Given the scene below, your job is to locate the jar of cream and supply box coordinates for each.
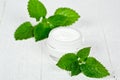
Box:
[42,27,83,62]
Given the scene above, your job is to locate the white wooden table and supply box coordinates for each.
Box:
[0,0,120,80]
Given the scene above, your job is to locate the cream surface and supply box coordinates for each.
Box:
[49,27,81,42]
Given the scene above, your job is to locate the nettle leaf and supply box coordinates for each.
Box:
[54,8,80,26]
[28,0,47,21]
[77,47,91,61]
[14,22,34,40]
[48,15,67,28]
[34,21,51,41]
[56,53,78,71]
[71,61,81,76]
[81,57,110,78]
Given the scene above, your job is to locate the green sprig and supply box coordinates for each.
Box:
[56,47,110,78]
[14,0,80,42]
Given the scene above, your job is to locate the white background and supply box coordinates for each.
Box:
[0,0,120,80]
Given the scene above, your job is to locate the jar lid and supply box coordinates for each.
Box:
[47,27,83,53]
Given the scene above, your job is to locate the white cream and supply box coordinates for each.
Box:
[50,28,80,42]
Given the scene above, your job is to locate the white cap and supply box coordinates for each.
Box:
[47,27,83,53]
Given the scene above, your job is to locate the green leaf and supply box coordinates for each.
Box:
[14,22,34,40]
[28,0,47,21]
[34,20,51,41]
[71,61,81,76]
[77,47,91,61]
[54,8,80,26]
[81,57,110,78]
[48,15,67,27]
[56,53,78,71]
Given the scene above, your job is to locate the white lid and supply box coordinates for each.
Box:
[47,27,83,53]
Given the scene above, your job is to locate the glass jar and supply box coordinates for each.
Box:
[42,27,83,63]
